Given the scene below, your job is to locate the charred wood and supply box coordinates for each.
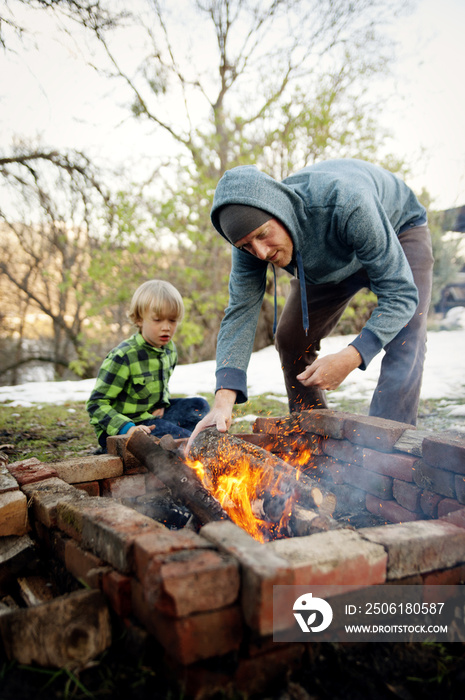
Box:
[126,430,230,525]
[190,428,337,516]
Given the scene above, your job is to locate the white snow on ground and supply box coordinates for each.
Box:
[1,323,464,422]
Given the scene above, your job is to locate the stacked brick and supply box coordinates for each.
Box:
[1,410,465,695]
[250,410,465,526]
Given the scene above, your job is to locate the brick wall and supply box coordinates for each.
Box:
[2,409,465,692]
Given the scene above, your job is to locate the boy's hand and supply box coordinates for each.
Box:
[152,408,165,417]
[126,425,154,438]
[185,389,237,454]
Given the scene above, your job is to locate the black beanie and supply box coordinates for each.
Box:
[218,204,272,245]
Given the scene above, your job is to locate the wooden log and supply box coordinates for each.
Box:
[0,535,38,592]
[190,428,337,516]
[0,589,112,669]
[126,430,230,525]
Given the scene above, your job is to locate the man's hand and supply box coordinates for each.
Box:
[296,346,362,390]
[186,389,237,453]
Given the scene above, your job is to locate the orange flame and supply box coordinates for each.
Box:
[186,448,294,543]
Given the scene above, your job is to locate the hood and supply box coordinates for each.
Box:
[211,165,307,251]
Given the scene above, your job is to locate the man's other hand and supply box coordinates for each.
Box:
[296,346,362,390]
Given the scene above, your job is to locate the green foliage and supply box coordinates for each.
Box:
[338,289,378,335]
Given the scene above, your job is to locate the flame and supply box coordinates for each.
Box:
[186,448,294,543]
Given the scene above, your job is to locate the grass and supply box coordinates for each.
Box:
[0,393,290,463]
[1,392,464,464]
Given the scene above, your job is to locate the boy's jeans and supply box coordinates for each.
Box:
[98,396,209,450]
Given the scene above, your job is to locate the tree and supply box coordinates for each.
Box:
[79,0,410,350]
[0,147,115,380]
[1,0,420,377]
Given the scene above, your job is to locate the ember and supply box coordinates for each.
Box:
[187,428,322,542]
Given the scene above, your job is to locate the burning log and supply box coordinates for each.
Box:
[126,430,230,525]
[189,428,336,517]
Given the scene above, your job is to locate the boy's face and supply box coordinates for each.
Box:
[137,310,178,348]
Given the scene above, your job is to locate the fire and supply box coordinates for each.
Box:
[186,450,294,543]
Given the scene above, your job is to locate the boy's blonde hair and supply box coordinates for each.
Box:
[128,280,184,326]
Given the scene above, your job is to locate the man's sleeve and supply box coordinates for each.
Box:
[343,194,419,366]
[215,247,268,403]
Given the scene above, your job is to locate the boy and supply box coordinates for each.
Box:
[87,279,209,452]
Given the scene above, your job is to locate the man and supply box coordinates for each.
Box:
[189,159,433,445]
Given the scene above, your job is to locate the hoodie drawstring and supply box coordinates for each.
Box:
[271,252,308,337]
[272,265,278,336]
[296,251,309,336]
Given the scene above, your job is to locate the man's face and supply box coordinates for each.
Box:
[234,218,293,268]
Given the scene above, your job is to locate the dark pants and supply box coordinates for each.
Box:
[275,225,434,425]
[98,397,210,450]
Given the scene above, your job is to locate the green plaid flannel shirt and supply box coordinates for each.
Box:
[87,332,177,439]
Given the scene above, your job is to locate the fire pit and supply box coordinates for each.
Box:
[2,409,465,696]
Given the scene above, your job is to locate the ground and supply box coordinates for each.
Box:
[0,396,464,699]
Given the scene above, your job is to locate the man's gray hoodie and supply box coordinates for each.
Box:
[210,159,427,403]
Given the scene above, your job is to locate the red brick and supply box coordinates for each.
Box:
[49,454,123,484]
[131,579,243,665]
[269,528,387,588]
[143,549,240,617]
[101,569,132,617]
[74,481,100,497]
[200,520,294,636]
[422,564,465,587]
[6,459,58,486]
[100,473,146,499]
[362,449,417,481]
[57,497,163,572]
[0,464,18,494]
[22,477,89,528]
[365,494,421,524]
[343,416,415,452]
[393,479,422,512]
[359,519,465,580]
[440,507,465,529]
[338,463,393,500]
[412,459,456,498]
[322,438,364,464]
[299,409,354,439]
[437,498,464,518]
[422,431,465,474]
[305,454,340,479]
[455,474,465,504]
[420,490,442,517]
[324,459,348,485]
[252,414,301,436]
[133,528,212,581]
[0,490,29,536]
[64,538,106,587]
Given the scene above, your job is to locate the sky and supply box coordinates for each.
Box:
[1,311,465,433]
[1,0,465,210]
